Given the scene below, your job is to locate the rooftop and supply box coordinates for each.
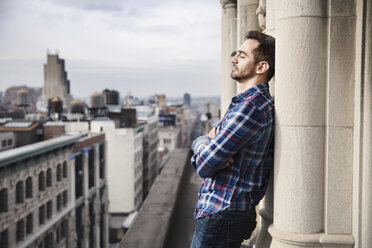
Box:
[0,134,80,168]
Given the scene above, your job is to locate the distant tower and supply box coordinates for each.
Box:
[183,92,191,107]
[42,52,73,111]
[157,94,166,108]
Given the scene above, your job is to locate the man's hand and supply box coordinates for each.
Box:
[208,126,218,139]
[221,158,234,169]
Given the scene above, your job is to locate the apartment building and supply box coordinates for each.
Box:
[135,105,159,198]
[70,133,108,248]
[90,120,144,214]
[0,133,108,248]
[0,132,15,151]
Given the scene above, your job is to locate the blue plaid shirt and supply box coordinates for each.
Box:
[191,82,274,219]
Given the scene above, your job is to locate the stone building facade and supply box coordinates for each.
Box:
[90,120,144,214]
[70,133,109,248]
[219,0,372,247]
[0,134,108,248]
[0,136,79,248]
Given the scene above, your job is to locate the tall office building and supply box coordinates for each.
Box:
[183,93,191,107]
[42,53,72,111]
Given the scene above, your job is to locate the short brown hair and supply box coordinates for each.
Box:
[246,31,275,81]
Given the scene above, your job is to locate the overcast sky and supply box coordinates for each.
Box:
[0,0,221,98]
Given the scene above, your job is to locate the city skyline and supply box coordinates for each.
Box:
[0,0,222,98]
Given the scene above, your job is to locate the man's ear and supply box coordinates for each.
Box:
[256,61,269,75]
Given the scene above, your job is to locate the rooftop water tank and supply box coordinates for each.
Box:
[70,99,86,114]
[90,92,104,109]
[16,88,29,107]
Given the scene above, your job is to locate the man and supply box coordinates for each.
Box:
[190,31,275,248]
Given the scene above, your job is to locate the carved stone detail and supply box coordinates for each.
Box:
[256,0,266,30]
[220,0,237,8]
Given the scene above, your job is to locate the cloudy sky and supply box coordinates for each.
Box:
[0,0,221,98]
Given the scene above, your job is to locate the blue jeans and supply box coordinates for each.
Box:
[190,209,257,248]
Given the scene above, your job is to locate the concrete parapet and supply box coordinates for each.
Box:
[119,149,191,248]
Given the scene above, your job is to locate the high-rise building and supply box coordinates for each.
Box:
[90,120,144,214]
[2,86,41,113]
[183,93,191,107]
[157,94,166,108]
[42,53,72,111]
[135,105,159,198]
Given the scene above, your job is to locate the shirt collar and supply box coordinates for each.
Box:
[232,82,269,103]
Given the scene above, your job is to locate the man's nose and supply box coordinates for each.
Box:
[231,54,238,64]
[230,51,237,64]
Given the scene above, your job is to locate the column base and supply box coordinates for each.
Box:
[268,225,354,248]
[255,208,273,248]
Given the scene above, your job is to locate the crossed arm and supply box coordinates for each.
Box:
[191,102,265,178]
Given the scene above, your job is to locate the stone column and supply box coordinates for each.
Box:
[236,0,260,93]
[269,0,356,247]
[269,0,327,246]
[220,0,237,116]
[361,1,372,247]
[237,0,260,44]
[255,1,275,247]
[323,1,355,245]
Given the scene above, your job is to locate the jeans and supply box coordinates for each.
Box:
[190,209,257,248]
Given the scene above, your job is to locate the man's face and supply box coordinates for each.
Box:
[230,39,259,82]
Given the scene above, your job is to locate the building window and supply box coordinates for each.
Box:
[39,205,45,225]
[0,229,8,248]
[39,171,45,191]
[57,163,62,181]
[16,181,24,204]
[0,188,7,212]
[16,219,24,242]
[63,190,68,207]
[75,154,83,199]
[2,140,6,147]
[7,139,12,146]
[47,201,52,219]
[46,168,52,187]
[75,204,84,248]
[88,149,95,189]
[44,233,53,248]
[26,177,32,198]
[57,194,62,212]
[99,144,105,179]
[61,220,68,239]
[62,161,68,178]
[56,226,61,243]
[26,213,33,235]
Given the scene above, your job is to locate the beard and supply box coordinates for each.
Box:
[230,71,241,81]
[230,67,254,82]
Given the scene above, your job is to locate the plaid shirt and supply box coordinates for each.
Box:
[191,82,274,219]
